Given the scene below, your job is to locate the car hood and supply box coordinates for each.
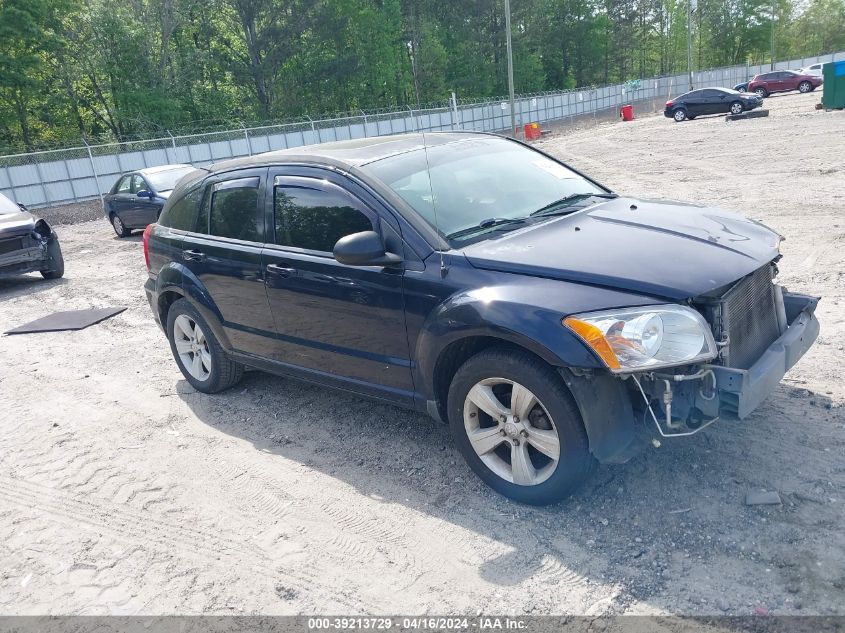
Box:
[157,190,173,199]
[461,197,781,301]
[0,211,36,237]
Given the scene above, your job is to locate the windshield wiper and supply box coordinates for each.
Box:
[530,192,618,217]
[447,216,530,239]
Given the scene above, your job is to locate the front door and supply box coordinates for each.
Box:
[261,172,414,400]
[177,168,276,357]
[128,174,160,228]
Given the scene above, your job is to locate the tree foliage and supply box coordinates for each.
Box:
[0,0,842,151]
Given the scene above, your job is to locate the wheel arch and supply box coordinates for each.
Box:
[430,336,641,464]
[154,263,232,351]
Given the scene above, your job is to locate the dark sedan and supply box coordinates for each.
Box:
[143,132,818,505]
[664,87,762,122]
[747,70,823,97]
[0,192,64,279]
[105,164,195,237]
[734,82,749,92]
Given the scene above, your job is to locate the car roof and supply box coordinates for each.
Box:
[137,164,193,176]
[205,132,492,175]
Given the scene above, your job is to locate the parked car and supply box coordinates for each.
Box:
[664,87,763,122]
[798,63,825,78]
[733,82,749,92]
[105,164,195,237]
[143,133,819,505]
[747,70,823,97]
[0,192,64,279]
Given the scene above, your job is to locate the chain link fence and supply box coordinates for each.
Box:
[1,52,842,210]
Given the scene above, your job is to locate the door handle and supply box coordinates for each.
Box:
[182,249,206,262]
[266,264,297,278]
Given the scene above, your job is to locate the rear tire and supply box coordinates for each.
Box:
[447,347,594,505]
[111,213,131,238]
[40,238,64,279]
[798,81,812,93]
[166,298,244,393]
[730,101,744,115]
[673,108,687,122]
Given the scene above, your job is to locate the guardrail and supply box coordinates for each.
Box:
[1,52,842,209]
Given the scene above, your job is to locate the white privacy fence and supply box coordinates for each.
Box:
[2,51,843,209]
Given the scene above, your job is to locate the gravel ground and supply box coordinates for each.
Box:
[1,91,843,616]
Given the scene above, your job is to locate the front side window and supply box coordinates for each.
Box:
[209,177,262,242]
[362,136,604,240]
[274,185,373,253]
[159,186,203,231]
[131,175,147,193]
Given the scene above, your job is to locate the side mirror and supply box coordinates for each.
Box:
[333,231,402,267]
[136,190,153,199]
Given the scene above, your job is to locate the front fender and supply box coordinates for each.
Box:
[154,263,232,351]
[414,285,607,400]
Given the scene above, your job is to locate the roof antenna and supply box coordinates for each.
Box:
[410,104,447,276]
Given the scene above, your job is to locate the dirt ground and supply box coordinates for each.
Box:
[1,91,843,617]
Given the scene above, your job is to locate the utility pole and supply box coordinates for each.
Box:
[504,0,517,137]
[770,1,776,70]
[687,0,694,91]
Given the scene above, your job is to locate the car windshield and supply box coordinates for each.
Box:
[145,166,195,192]
[721,88,741,95]
[0,193,21,215]
[362,137,605,242]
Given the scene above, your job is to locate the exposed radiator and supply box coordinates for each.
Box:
[696,264,782,370]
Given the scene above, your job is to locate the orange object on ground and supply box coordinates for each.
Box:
[620,104,634,121]
[523,122,542,140]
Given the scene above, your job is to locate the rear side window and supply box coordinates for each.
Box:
[209,177,262,242]
[115,176,131,194]
[274,186,373,253]
[159,186,203,231]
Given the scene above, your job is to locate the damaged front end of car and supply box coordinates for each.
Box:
[0,217,63,277]
[565,262,819,441]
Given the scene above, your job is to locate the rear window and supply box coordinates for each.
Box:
[159,186,203,231]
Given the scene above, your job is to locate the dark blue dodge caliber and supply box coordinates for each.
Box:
[143,133,819,504]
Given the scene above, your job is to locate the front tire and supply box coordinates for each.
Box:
[798,81,812,93]
[40,238,64,279]
[673,108,687,122]
[111,213,131,238]
[730,101,744,115]
[755,87,768,98]
[447,347,594,505]
[166,298,244,393]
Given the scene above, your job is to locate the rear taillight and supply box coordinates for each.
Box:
[143,223,154,270]
[665,101,673,107]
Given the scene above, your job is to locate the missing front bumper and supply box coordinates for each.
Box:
[632,291,819,434]
[709,292,819,418]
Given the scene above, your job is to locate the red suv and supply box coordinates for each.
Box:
[747,70,822,97]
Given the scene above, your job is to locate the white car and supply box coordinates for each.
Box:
[799,63,825,78]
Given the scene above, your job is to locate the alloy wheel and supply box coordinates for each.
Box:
[730,102,743,115]
[799,81,811,93]
[173,314,212,381]
[673,110,686,122]
[112,215,125,235]
[463,378,560,486]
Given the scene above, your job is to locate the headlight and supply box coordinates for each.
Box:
[563,305,717,372]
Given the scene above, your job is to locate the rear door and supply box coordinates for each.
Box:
[683,90,707,116]
[109,175,133,220]
[177,168,276,357]
[700,89,725,114]
[261,169,414,399]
